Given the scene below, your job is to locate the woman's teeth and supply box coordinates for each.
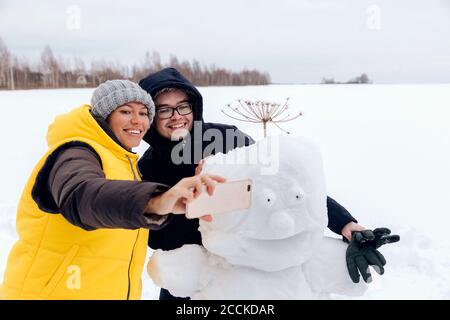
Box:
[125,129,141,135]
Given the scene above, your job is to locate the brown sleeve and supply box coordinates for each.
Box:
[48,146,171,231]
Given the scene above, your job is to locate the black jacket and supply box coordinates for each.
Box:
[138,67,356,250]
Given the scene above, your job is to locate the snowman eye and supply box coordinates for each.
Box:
[290,186,305,203]
[295,194,304,201]
[260,188,276,208]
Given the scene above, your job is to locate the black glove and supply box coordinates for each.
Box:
[345,228,400,283]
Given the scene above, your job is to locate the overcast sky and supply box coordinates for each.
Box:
[1,0,449,83]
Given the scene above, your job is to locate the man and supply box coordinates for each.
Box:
[138,68,386,299]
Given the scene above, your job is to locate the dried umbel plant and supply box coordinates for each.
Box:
[222,98,303,137]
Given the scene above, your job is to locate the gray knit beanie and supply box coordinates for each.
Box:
[91,80,155,123]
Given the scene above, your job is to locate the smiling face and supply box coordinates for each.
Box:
[106,102,150,150]
[154,89,194,139]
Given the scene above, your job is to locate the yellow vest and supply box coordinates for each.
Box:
[0,105,149,299]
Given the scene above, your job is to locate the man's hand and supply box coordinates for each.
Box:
[346,228,400,283]
[341,221,366,242]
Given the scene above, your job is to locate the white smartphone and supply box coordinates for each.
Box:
[185,179,252,219]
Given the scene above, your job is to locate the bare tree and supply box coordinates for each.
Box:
[0,37,13,89]
[41,45,60,88]
[168,54,180,68]
[358,73,370,84]
[191,59,203,85]
[73,57,87,87]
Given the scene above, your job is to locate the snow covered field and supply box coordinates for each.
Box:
[1,84,449,299]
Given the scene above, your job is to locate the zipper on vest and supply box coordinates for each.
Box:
[125,154,139,300]
[126,155,138,181]
[127,229,140,300]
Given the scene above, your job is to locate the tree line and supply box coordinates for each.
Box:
[0,38,271,90]
[321,73,372,84]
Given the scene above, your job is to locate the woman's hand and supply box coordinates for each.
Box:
[194,158,215,222]
[199,215,213,222]
[195,157,211,176]
[146,174,226,215]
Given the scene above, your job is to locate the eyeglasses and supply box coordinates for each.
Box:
[155,102,193,119]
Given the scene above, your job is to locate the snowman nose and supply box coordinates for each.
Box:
[269,211,296,238]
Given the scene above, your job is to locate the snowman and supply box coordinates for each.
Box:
[147,136,367,299]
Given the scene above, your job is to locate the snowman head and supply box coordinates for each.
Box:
[198,136,328,271]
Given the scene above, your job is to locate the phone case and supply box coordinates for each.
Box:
[186,179,252,219]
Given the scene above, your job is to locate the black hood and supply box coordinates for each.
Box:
[139,68,203,148]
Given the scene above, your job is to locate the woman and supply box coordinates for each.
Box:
[0,80,223,300]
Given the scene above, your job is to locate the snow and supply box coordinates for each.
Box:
[1,84,450,299]
[149,136,368,299]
